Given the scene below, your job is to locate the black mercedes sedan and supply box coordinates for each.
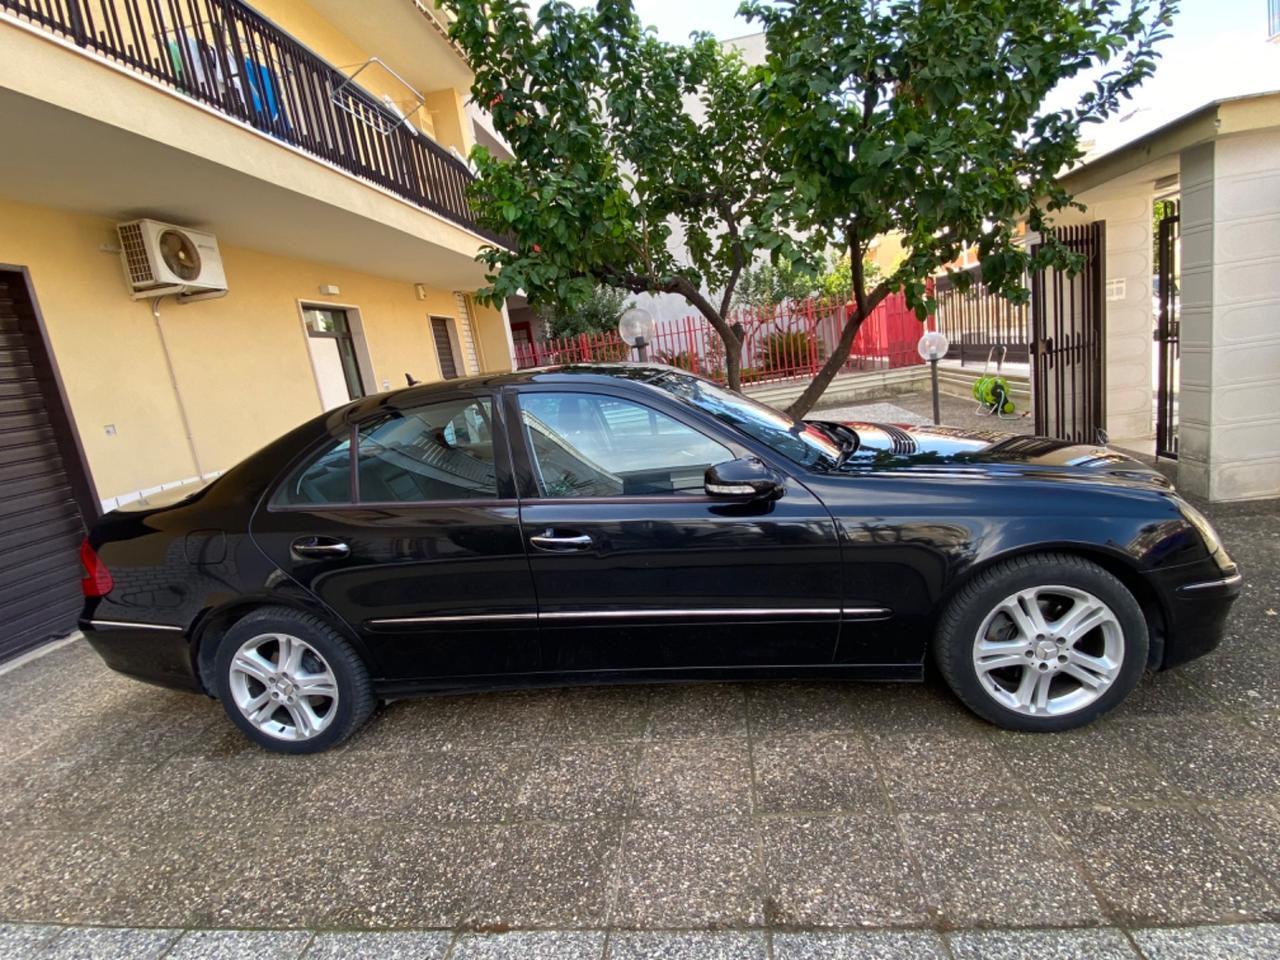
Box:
[79,365,1241,753]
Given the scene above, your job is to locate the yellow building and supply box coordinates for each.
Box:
[0,0,515,657]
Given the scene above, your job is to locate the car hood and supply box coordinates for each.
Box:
[826,420,1171,488]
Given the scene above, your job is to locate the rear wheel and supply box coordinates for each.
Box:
[935,554,1148,731]
[213,607,374,753]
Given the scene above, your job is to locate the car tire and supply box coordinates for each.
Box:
[213,606,375,754]
[934,553,1148,732]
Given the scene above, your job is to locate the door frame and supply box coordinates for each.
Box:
[0,264,100,521]
[430,314,464,380]
[296,301,378,406]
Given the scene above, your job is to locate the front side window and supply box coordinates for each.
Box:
[520,392,731,497]
[274,396,498,506]
[357,397,498,502]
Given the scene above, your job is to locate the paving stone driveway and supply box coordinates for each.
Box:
[1,497,1278,959]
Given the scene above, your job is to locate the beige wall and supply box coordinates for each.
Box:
[1059,184,1157,443]
[0,199,510,507]
[1179,130,1280,501]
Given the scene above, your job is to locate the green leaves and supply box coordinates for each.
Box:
[744,0,1178,311]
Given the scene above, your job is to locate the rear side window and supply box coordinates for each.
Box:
[273,397,498,506]
[274,437,353,506]
[357,397,497,502]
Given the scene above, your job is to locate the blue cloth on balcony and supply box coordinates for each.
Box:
[243,57,286,126]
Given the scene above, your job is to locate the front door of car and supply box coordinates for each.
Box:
[506,385,843,672]
[249,392,541,682]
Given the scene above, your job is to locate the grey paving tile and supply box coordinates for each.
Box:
[545,686,654,742]
[466,820,623,926]
[901,810,1104,927]
[613,816,763,927]
[845,679,991,736]
[947,927,1139,960]
[0,830,143,925]
[300,748,532,824]
[871,732,1024,812]
[1132,923,1280,960]
[345,691,559,752]
[771,930,948,960]
[0,759,164,831]
[516,743,639,821]
[745,683,861,737]
[646,684,749,740]
[631,739,752,818]
[1052,807,1280,925]
[319,825,495,929]
[990,727,1181,807]
[1107,718,1280,801]
[451,931,604,960]
[0,923,60,958]
[164,930,312,960]
[752,735,885,815]
[761,815,927,927]
[606,930,765,960]
[42,926,181,959]
[303,931,452,959]
[1202,800,1280,883]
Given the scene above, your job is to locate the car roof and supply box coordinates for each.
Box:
[343,363,685,418]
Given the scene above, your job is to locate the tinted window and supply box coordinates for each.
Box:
[274,436,353,506]
[357,397,498,502]
[520,392,730,497]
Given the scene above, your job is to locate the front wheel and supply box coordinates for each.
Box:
[213,606,375,753]
[935,554,1148,731]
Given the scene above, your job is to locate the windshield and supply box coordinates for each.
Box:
[644,369,842,469]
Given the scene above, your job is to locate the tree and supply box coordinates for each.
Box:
[733,259,816,309]
[816,249,881,303]
[442,0,808,391]
[540,285,633,338]
[743,0,1177,416]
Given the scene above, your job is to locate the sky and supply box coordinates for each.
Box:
[585,0,1280,155]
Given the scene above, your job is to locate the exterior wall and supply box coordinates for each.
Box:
[0,198,511,508]
[1057,185,1155,443]
[1179,130,1280,501]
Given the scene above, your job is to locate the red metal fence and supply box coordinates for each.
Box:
[513,293,928,385]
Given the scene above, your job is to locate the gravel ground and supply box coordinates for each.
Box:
[1,483,1277,958]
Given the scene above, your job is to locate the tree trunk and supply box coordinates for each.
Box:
[784,285,891,418]
[723,327,743,392]
[667,276,746,393]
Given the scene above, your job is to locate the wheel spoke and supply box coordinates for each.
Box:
[284,701,311,737]
[246,693,278,726]
[1033,671,1053,711]
[1054,600,1109,645]
[1012,667,1038,707]
[1064,649,1117,688]
[277,635,304,675]
[232,650,274,685]
[976,653,1028,672]
[294,670,337,699]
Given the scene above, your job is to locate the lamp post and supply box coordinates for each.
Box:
[618,306,656,362]
[916,330,950,425]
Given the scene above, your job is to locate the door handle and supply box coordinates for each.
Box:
[529,530,594,552]
[291,536,351,560]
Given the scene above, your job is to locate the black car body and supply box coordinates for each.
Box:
[79,365,1240,747]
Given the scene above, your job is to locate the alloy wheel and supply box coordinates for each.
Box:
[227,632,339,741]
[971,585,1124,717]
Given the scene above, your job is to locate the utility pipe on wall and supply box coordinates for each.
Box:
[151,297,205,480]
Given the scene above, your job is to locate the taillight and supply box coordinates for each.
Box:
[80,539,114,598]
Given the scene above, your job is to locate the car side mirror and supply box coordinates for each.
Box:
[705,458,784,501]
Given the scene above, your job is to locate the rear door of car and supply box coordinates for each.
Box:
[505,382,844,673]
[249,391,541,682]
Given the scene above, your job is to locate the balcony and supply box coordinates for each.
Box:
[0,0,506,245]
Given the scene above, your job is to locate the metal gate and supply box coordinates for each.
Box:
[1029,222,1106,443]
[1155,203,1180,459]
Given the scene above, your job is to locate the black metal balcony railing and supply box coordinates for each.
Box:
[1,0,508,245]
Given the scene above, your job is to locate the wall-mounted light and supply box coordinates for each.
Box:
[319,284,340,296]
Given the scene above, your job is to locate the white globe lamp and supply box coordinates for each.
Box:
[617,306,656,361]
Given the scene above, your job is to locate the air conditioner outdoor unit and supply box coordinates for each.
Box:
[116,219,227,298]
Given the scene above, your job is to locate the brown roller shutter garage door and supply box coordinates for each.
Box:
[0,269,93,662]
